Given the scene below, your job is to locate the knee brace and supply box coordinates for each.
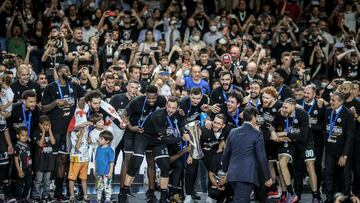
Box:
[127,154,144,177]
[156,157,170,177]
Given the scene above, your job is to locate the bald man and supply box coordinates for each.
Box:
[239,61,264,92]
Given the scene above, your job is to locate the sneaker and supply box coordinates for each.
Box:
[171,194,182,203]
[267,188,282,199]
[69,196,76,203]
[82,196,90,203]
[183,195,193,203]
[5,197,16,203]
[54,193,68,201]
[191,193,201,200]
[118,192,128,203]
[32,198,41,203]
[312,197,323,203]
[159,195,170,203]
[205,196,216,203]
[285,194,298,203]
[145,190,157,203]
[279,193,287,203]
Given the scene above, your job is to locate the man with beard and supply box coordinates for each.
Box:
[67,27,91,67]
[257,87,283,200]
[245,80,263,109]
[10,64,42,103]
[120,97,190,203]
[109,80,139,175]
[177,65,211,95]
[294,85,324,203]
[272,68,294,102]
[100,74,121,103]
[210,71,244,114]
[215,92,243,129]
[179,87,209,123]
[120,85,166,203]
[323,92,355,203]
[339,82,360,197]
[180,87,209,202]
[272,98,310,202]
[7,90,40,198]
[41,64,86,201]
[36,73,48,97]
[201,114,231,202]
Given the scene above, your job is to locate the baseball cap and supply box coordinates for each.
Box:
[222,53,232,64]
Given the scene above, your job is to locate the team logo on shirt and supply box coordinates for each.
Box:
[294,119,298,124]
[313,110,318,115]
[337,118,341,123]
[32,89,36,93]
[272,108,276,112]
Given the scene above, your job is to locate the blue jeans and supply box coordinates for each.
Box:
[32,171,52,199]
[0,37,6,52]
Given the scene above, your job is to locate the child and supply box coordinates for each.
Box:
[13,126,32,201]
[88,113,114,153]
[94,130,115,203]
[32,115,56,202]
[68,125,90,202]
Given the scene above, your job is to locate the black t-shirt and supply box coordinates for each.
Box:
[215,105,243,129]
[100,87,121,103]
[42,81,86,135]
[274,108,309,145]
[299,99,326,142]
[179,95,209,123]
[143,108,185,143]
[277,84,294,102]
[79,79,93,91]
[10,80,42,103]
[33,131,55,172]
[339,60,360,81]
[125,95,166,127]
[210,85,245,105]
[67,41,91,66]
[14,141,32,171]
[8,102,40,143]
[119,24,139,43]
[109,93,131,116]
[257,101,283,140]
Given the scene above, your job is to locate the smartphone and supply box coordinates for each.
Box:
[150,47,157,51]
[108,11,117,17]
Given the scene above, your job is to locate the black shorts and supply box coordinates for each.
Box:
[123,131,136,154]
[296,143,316,162]
[278,142,295,163]
[265,141,279,162]
[133,134,169,160]
[0,133,9,166]
[53,134,68,154]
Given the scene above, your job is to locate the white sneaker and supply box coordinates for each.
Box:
[184,195,194,203]
[206,196,216,203]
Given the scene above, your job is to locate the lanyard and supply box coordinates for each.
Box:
[302,99,315,114]
[285,111,296,132]
[22,104,32,138]
[228,108,240,127]
[167,115,184,154]
[248,98,261,109]
[166,115,180,137]
[222,85,233,102]
[56,80,71,99]
[138,98,155,128]
[278,84,284,96]
[328,107,343,140]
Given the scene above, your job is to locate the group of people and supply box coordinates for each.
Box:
[0,0,360,203]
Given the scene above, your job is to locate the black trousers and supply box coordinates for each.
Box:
[185,159,199,195]
[324,153,352,201]
[169,158,184,191]
[15,169,32,199]
[314,134,325,191]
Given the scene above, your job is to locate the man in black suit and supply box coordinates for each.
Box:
[221,107,272,202]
